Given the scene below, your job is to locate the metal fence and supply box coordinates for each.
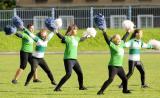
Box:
[0,6,160,30]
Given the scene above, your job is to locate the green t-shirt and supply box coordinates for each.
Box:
[20,32,33,53]
[64,36,80,59]
[109,41,125,67]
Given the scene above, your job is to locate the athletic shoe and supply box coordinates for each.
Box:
[118,84,123,88]
[33,79,42,83]
[97,90,104,95]
[123,90,131,94]
[51,81,57,85]
[79,86,87,90]
[54,88,62,92]
[12,80,18,84]
[141,84,149,88]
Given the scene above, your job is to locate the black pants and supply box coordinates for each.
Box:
[125,60,145,85]
[55,59,84,89]
[25,57,55,84]
[20,51,32,69]
[99,66,128,92]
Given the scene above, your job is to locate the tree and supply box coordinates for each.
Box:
[0,0,16,10]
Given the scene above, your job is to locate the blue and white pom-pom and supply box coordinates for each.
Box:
[12,16,24,29]
[148,39,160,50]
[94,13,106,30]
[83,27,97,38]
[4,25,17,35]
[122,20,134,31]
[45,17,63,31]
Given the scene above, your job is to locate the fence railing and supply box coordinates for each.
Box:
[0,6,160,30]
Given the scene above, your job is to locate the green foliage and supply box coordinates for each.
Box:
[0,0,16,10]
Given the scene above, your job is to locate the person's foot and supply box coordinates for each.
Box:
[33,79,42,83]
[118,84,123,88]
[123,90,131,94]
[51,81,57,85]
[141,84,149,88]
[97,90,104,95]
[79,86,87,90]
[54,88,62,92]
[24,82,29,86]
[12,80,18,84]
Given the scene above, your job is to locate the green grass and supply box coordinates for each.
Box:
[0,54,160,98]
[0,28,160,52]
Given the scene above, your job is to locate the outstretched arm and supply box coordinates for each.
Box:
[80,37,87,42]
[22,28,39,42]
[46,32,54,42]
[102,30,110,45]
[15,33,23,38]
[142,42,153,49]
[56,32,66,43]
[121,31,130,42]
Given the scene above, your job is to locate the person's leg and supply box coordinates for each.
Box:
[24,57,38,86]
[38,58,56,85]
[119,60,135,88]
[73,60,87,90]
[54,59,74,91]
[28,53,41,82]
[12,51,28,84]
[97,66,118,95]
[136,61,148,88]
[117,67,131,94]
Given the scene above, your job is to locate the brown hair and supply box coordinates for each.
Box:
[65,24,78,36]
[27,23,34,29]
[37,29,47,40]
[130,29,141,39]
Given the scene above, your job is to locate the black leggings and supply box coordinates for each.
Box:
[125,60,145,85]
[99,66,128,92]
[25,57,55,84]
[20,51,32,69]
[55,59,84,89]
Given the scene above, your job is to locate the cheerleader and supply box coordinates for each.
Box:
[54,24,88,91]
[119,29,153,88]
[12,24,40,84]
[97,29,131,95]
[22,28,56,86]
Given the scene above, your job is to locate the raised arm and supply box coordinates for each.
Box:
[22,28,39,42]
[15,33,23,38]
[46,32,54,42]
[121,31,130,42]
[102,30,110,45]
[142,42,153,49]
[56,32,66,43]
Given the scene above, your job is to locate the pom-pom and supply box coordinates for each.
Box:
[4,25,17,35]
[148,39,160,50]
[45,17,55,31]
[83,27,97,38]
[94,13,106,30]
[122,20,134,31]
[12,16,24,29]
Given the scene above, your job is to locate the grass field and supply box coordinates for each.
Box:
[0,28,160,52]
[0,53,160,98]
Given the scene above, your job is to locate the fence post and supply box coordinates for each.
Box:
[51,8,55,18]
[13,8,17,16]
[90,7,93,27]
[128,5,132,20]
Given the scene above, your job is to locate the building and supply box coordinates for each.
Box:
[16,0,160,7]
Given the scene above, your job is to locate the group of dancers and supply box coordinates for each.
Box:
[4,14,155,95]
